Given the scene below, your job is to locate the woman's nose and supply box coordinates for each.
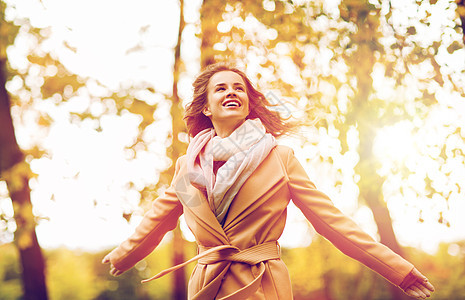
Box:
[226,88,237,97]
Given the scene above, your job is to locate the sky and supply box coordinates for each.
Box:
[2,0,465,255]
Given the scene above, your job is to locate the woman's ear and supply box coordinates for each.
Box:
[203,106,212,117]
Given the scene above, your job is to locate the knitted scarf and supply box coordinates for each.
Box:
[186,118,277,224]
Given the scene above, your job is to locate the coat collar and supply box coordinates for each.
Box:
[174,146,287,242]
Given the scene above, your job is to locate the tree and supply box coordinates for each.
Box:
[167,0,187,298]
[0,1,162,298]
[0,5,48,299]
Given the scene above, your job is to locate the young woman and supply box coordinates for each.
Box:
[103,63,435,299]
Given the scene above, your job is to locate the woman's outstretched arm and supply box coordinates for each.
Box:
[281,146,435,298]
[102,156,185,275]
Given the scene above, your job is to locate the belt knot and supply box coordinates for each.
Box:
[198,241,280,265]
[141,241,280,285]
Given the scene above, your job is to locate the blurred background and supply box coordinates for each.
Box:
[1,0,465,299]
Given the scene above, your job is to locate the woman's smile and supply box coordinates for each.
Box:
[222,99,241,108]
[203,70,250,137]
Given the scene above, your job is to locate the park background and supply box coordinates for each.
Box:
[1,0,465,299]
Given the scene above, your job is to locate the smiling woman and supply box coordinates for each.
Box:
[201,70,250,138]
[102,62,435,300]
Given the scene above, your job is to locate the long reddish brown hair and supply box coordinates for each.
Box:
[184,62,295,138]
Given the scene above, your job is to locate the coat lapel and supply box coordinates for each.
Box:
[173,165,229,244]
[222,147,287,230]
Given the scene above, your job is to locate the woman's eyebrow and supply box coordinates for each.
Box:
[214,82,245,87]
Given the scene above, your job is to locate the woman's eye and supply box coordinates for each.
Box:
[236,87,244,91]
[216,87,225,91]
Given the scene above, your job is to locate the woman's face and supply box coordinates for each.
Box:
[203,71,250,132]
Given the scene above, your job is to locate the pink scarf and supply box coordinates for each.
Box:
[186,118,277,224]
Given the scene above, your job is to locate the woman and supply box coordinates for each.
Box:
[103,63,435,299]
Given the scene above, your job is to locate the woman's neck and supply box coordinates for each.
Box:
[213,119,246,138]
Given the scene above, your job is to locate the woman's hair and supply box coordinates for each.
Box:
[184,62,296,138]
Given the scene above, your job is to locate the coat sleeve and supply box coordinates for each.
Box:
[282,146,414,287]
[108,156,185,273]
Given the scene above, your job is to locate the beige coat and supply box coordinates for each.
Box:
[108,145,414,299]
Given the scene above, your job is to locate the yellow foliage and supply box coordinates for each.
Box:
[457,5,465,17]
[38,114,53,127]
[1,241,464,300]
[46,249,105,300]
[283,236,391,299]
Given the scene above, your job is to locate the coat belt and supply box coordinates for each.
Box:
[141,241,281,300]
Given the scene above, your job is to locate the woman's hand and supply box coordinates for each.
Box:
[102,254,124,276]
[402,268,435,299]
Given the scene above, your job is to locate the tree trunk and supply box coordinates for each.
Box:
[172,221,186,300]
[357,124,409,300]
[364,189,404,256]
[363,186,409,300]
[0,61,22,171]
[170,1,187,299]
[341,2,411,296]
[5,177,48,300]
[0,60,48,300]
